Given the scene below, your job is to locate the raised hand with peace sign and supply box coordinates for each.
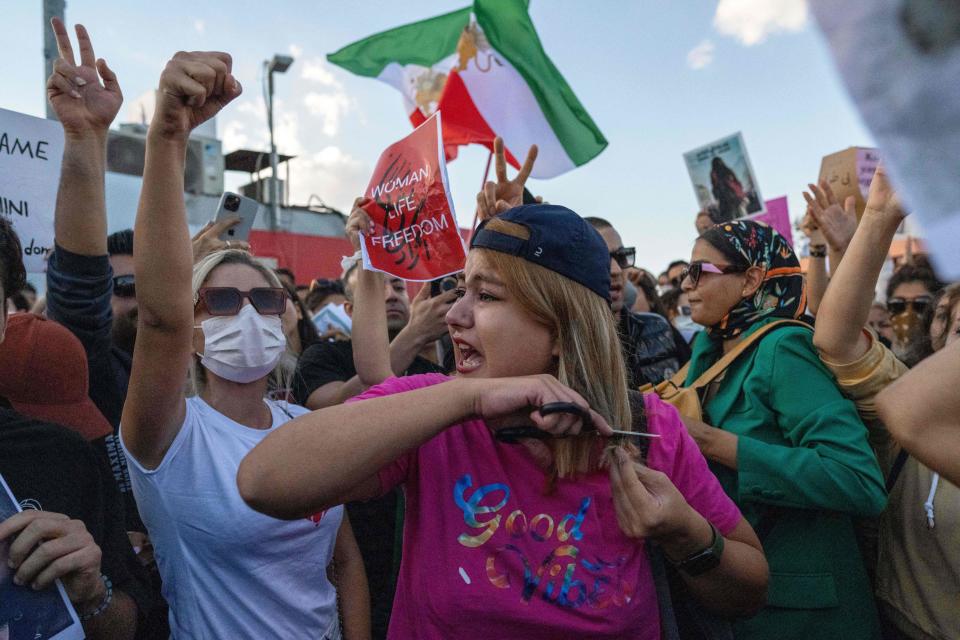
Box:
[475,137,540,222]
[47,18,122,139]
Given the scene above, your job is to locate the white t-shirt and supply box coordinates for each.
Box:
[121,396,343,640]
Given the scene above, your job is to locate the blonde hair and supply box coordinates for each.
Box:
[475,218,632,478]
[189,249,292,396]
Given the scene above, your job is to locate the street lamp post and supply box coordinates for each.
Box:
[265,54,293,230]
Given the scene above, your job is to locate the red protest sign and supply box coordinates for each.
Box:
[360,113,465,281]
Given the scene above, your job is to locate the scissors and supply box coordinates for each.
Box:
[494,402,661,444]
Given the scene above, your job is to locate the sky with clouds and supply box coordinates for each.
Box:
[4,0,875,275]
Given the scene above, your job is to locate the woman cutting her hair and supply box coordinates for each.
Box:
[678,219,886,639]
[239,202,768,639]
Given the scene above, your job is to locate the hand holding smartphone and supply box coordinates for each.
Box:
[214,192,261,242]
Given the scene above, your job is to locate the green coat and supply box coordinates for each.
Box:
[685,318,886,640]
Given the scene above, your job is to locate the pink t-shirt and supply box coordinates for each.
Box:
[351,374,742,640]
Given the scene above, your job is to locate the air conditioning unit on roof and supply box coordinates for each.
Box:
[106,127,224,196]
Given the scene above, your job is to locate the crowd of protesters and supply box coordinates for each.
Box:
[1,17,959,640]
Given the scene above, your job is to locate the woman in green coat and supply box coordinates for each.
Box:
[678,219,886,640]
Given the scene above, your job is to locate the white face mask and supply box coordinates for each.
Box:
[196,304,286,383]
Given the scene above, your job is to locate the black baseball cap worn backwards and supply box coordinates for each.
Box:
[470,204,611,303]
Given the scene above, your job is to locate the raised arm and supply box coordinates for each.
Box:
[813,166,905,364]
[302,200,454,407]
[803,180,858,277]
[475,137,538,222]
[799,206,829,316]
[345,199,395,386]
[878,338,960,486]
[47,19,122,256]
[121,52,241,468]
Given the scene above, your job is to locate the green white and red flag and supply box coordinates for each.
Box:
[327,0,607,179]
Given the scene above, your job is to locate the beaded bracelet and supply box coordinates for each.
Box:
[809,244,828,258]
[79,574,113,621]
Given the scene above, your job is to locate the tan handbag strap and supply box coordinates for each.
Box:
[685,319,810,391]
[664,362,690,388]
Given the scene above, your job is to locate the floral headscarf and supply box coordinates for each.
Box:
[704,219,806,340]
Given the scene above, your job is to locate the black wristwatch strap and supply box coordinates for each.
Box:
[672,521,724,577]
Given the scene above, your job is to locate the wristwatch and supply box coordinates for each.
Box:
[672,522,724,577]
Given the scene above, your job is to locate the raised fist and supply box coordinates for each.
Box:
[153,51,241,140]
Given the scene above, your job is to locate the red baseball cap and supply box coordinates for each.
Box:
[0,313,112,441]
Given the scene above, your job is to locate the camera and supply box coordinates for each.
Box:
[224,194,241,212]
[430,275,458,297]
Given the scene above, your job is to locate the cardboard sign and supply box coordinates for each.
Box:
[752,196,793,247]
[818,147,879,219]
[0,473,84,640]
[359,113,465,281]
[0,108,64,273]
[683,132,765,223]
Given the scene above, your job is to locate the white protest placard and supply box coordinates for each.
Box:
[0,108,63,273]
[0,473,84,640]
[810,1,960,278]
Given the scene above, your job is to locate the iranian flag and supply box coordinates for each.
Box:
[327,0,607,179]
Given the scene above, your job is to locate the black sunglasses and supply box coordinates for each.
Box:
[887,296,933,316]
[610,247,636,269]
[113,275,136,298]
[680,261,746,289]
[196,287,287,316]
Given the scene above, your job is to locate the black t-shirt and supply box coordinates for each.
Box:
[293,339,441,639]
[292,339,443,406]
[0,408,154,630]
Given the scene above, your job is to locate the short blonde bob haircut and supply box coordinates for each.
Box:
[473,217,632,478]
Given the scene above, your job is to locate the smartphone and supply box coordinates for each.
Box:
[430,275,459,297]
[214,192,261,242]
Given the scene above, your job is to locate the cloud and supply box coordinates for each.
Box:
[193,19,205,34]
[713,0,808,46]
[686,39,715,69]
[304,92,351,136]
[301,57,340,87]
[285,146,368,210]
[208,45,366,213]
[221,119,249,151]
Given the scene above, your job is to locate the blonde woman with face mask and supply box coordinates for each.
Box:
[119,51,368,639]
[239,203,769,639]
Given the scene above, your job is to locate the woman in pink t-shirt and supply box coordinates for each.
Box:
[240,201,768,639]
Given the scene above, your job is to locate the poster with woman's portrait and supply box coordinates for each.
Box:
[683,132,765,223]
[0,474,83,640]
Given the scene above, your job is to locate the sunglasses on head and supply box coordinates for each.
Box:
[886,296,933,316]
[113,275,136,298]
[680,261,746,288]
[610,247,636,269]
[195,287,287,316]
